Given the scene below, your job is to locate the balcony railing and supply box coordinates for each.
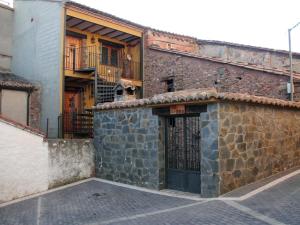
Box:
[64,46,141,80]
[65,46,97,72]
[62,112,93,138]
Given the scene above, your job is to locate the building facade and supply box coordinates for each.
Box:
[143,29,300,99]
[12,0,143,138]
[93,89,300,197]
[1,0,300,197]
[0,2,40,128]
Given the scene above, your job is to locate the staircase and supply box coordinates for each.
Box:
[96,75,117,104]
[96,79,115,103]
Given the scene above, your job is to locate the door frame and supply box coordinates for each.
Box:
[164,114,201,193]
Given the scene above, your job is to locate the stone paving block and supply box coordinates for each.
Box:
[241,174,300,225]
[109,201,269,225]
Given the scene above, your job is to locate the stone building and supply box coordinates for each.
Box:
[143,29,300,100]
[93,89,300,197]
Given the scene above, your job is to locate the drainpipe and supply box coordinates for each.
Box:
[61,3,67,138]
[26,90,31,126]
[289,29,294,101]
[140,33,145,98]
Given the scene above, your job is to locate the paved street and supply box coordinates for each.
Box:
[0,172,299,225]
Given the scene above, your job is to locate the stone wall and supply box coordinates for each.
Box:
[218,102,300,194]
[143,48,288,100]
[48,139,95,188]
[200,104,220,197]
[94,108,162,189]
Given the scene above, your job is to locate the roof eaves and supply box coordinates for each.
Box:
[65,1,145,31]
[93,89,300,111]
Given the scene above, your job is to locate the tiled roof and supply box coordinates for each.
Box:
[94,88,300,110]
[0,72,34,90]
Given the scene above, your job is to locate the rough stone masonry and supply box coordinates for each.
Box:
[93,89,300,197]
[93,108,163,189]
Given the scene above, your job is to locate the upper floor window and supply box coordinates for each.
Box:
[100,40,124,67]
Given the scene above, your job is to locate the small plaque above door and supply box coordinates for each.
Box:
[170,104,186,115]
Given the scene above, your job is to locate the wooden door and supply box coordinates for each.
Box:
[65,36,82,70]
[64,91,82,113]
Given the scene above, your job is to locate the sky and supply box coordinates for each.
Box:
[5,0,300,52]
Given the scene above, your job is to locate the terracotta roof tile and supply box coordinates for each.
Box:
[94,88,300,110]
[0,72,34,90]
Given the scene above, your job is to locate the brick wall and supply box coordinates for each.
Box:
[143,48,289,100]
[145,30,198,54]
[29,86,41,129]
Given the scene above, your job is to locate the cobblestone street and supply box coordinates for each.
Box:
[0,172,299,225]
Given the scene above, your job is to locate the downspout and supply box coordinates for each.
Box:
[140,32,145,98]
[61,2,67,138]
[26,90,31,126]
[94,52,98,106]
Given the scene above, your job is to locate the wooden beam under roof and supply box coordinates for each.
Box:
[66,8,142,37]
[116,33,132,41]
[123,36,139,43]
[67,17,82,27]
[81,23,96,31]
[106,30,123,38]
[98,27,114,35]
[76,21,93,30]
[69,20,85,28]
[87,24,104,32]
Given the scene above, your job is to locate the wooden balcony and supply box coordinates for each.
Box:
[64,46,141,81]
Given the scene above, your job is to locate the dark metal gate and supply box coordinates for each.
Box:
[165,116,201,193]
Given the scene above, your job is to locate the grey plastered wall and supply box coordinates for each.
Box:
[200,103,220,197]
[94,108,161,189]
[12,0,64,137]
[48,139,95,189]
[0,3,13,71]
